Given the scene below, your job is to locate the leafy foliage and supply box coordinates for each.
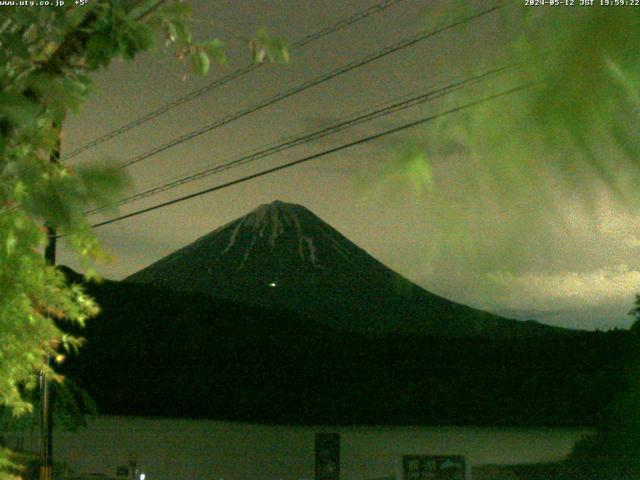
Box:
[251,28,290,64]
[391,7,640,474]
[0,378,97,439]
[423,8,640,475]
[0,2,289,479]
[559,298,640,479]
[392,5,640,265]
[435,5,639,195]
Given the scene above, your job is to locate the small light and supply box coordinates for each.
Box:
[140,474,145,480]
[268,282,277,287]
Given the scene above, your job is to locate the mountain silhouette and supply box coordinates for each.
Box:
[59,267,629,426]
[126,200,568,336]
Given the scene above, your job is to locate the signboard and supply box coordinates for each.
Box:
[402,455,467,480]
[315,433,340,480]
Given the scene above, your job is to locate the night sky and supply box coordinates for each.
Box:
[59,0,639,330]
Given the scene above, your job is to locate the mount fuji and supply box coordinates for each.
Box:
[126,200,565,336]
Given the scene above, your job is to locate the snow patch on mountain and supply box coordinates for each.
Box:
[268,206,284,248]
[237,233,258,271]
[222,215,246,254]
[302,236,318,265]
[217,200,325,266]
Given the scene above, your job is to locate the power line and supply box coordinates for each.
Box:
[87,66,512,215]
[61,0,407,161]
[90,83,531,231]
[95,67,510,211]
[116,4,504,170]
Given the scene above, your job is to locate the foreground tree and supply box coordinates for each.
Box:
[0,3,287,478]
[561,297,640,479]
[395,5,640,258]
[398,5,640,477]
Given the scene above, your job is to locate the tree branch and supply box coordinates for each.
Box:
[134,0,169,22]
[40,12,98,75]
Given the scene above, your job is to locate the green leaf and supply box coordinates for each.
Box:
[192,49,210,75]
[5,231,17,256]
[0,93,41,129]
[118,21,153,59]
[13,180,27,201]
[169,20,192,44]
[65,6,91,29]
[1,31,29,59]
[202,39,226,65]
[380,143,433,195]
[22,24,38,44]
[75,163,131,213]
[266,37,290,64]
[252,42,266,64]
[85,33,115,69]
[252,28,290,64]
[167,21,178,43]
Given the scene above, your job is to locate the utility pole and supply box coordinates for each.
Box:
[38,358,52,480]
[40,132,60,480]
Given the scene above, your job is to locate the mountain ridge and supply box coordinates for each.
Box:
[126,200,573,337]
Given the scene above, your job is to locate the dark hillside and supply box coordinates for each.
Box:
[60,269,630,426]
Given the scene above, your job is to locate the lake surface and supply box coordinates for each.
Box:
[16,416,591,480]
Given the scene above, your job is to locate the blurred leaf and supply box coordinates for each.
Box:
[201,39,226,65]
[192,48,210,75]
[252,41,266,64]
[22,24,38,44]
[0,93,41,129]
[75,163,131,213]
[85,33,115,69]
[169,20,191,44]
[367,139,434,199]
[404,150,433,195]
[119,20,154,59]
[252,28,290,64]
[65,6,91,29]
[5,231,16,256]
[167,21,178,43]
[1,31,29,58]
[26,73,91,119]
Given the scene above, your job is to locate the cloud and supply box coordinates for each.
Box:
[398,183,640,330]
[485,265,640,307]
